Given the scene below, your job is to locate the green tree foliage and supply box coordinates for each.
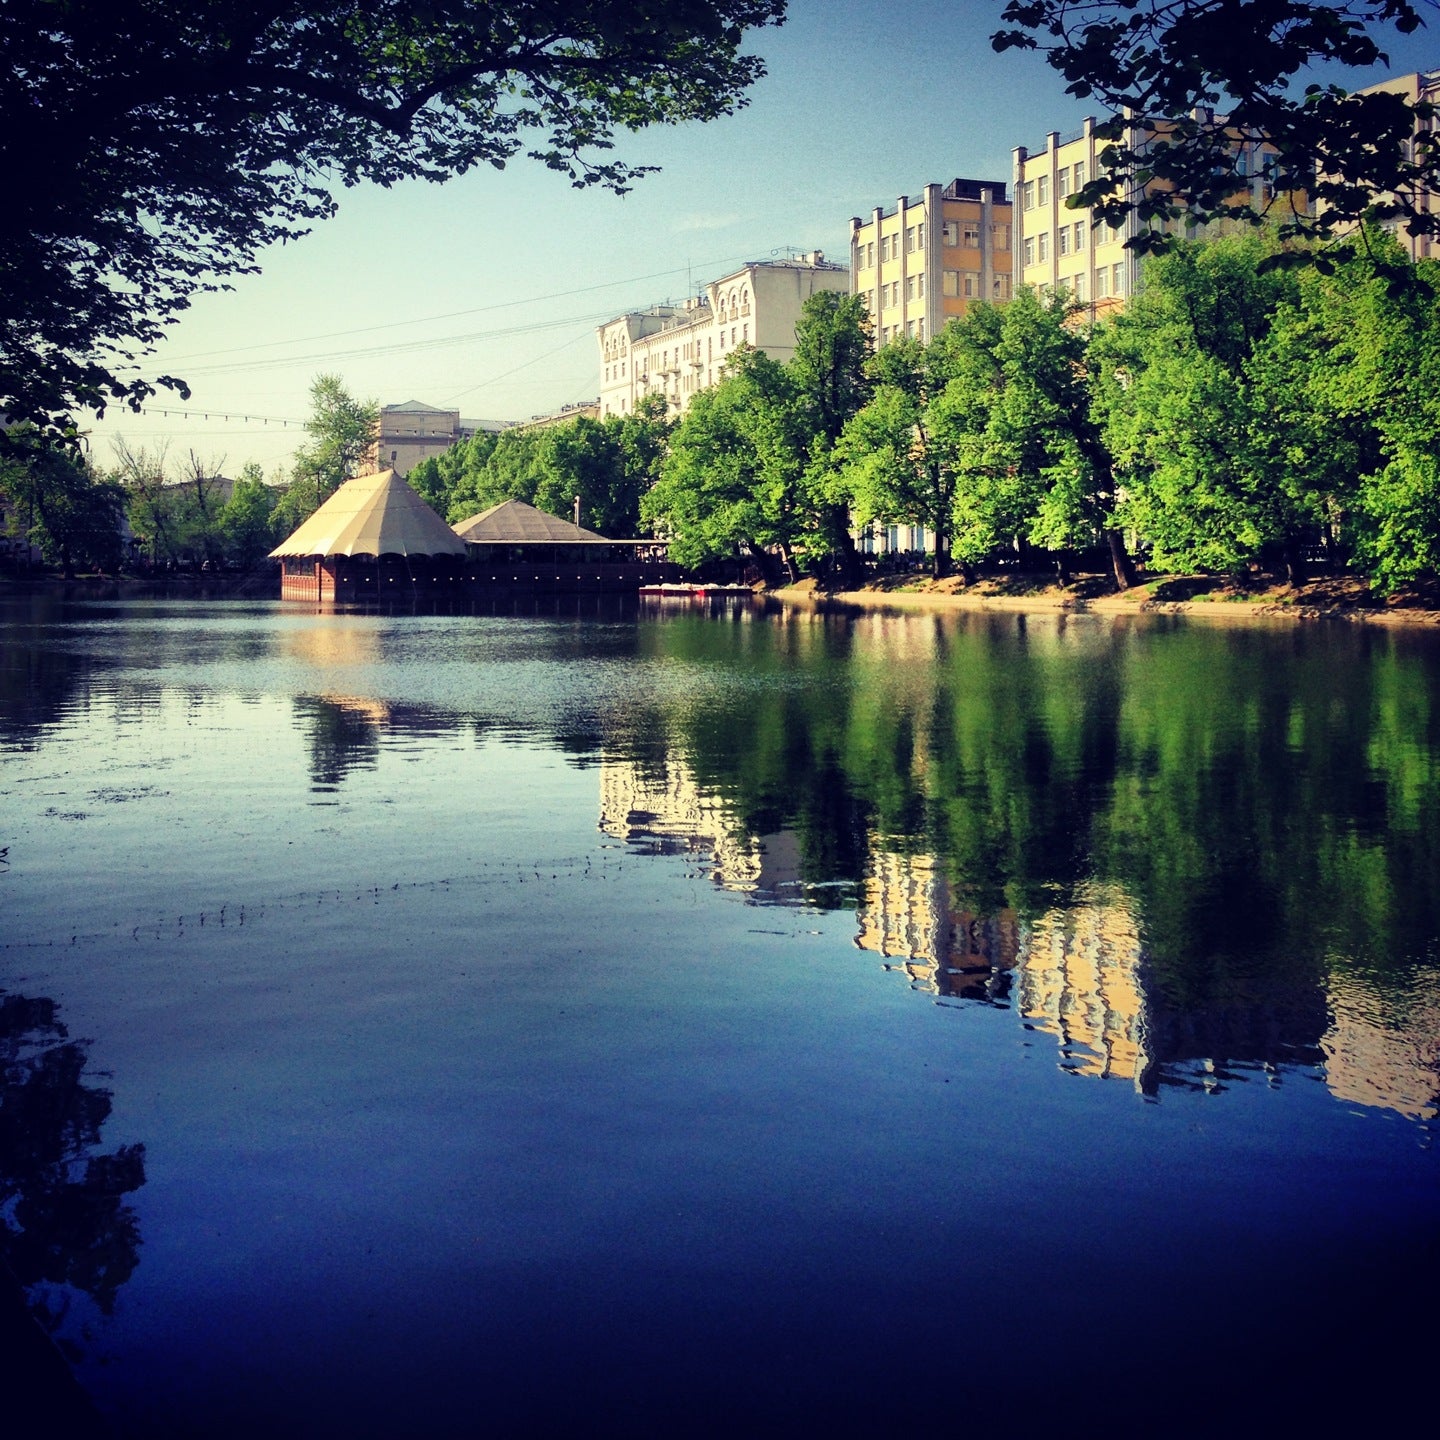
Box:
[834,336,966,577]
[1274,240,1440,588]
[642,349,810,583]
[992,1,1437,255]
[272,375,378,535]
[0,1,787,437]
[219,462,280,568]
[1095,235,1315,576]
[445,430,542,522]
[0,429,125,576]
[787,292,874,578]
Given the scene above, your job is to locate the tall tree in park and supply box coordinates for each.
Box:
[642,349,811,585]
[219,462,280,569]
[442,430,542,522]
[958,288,1134,586]
[992,1,1437,255]
[1093,235,1312,578]
[788,292,874,583]
[0,430,126,576]
[0,1,787,437]
[1272,239,1440,589]
[273,376,379,534]
[833,336,965,578]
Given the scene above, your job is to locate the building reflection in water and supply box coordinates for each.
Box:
[1323,967,1440,1123]
[599,751,806,902]
[599,748,1439,1124]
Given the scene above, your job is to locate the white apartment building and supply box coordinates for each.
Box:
[596,255,850,419]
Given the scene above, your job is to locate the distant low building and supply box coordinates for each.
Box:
[369,400,471,477]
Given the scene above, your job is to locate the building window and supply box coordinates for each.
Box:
[905,225,917,253]
[1023,180,1035,209]
[867,241,875,268]
[906,274,917,301]
[1073,273,1086,301]
[1024,236,1035,266]
[1096,269,1109,298]
[917,271,925,298]
[917,318,925,341]
[1058,228,1070,256]
[916,221,925,248]
[942,269,960,297]
[1074,222,1086,251]
[1037,174,1049,205]
[963,273,977,298]
[1038,232,1049,261]
[943,219,959,245]
[1057,166,1070,198]
[1112,262,1124,295]
[1073,160,1086,189]
[993,273,1011,299]
[991,222,1010,250]
[963,222,980,246]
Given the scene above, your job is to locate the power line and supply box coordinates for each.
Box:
[155,250,759,366]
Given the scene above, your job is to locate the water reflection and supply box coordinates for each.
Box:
[0,990,146,1345]
[604,607,1440,1122]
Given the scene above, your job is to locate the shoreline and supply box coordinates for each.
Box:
[771,576,1440,629]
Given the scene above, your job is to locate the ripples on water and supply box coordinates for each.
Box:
[1,596,1438,1434]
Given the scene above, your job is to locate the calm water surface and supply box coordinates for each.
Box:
[2,595,1438,1434]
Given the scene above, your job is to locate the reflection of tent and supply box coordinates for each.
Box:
[270,470,465,601]
[271,470,466,559]
[452,498,606,545]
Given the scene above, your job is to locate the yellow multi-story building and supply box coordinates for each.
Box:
[1336,68,1439,261]
[849,177,1013,347]
[1014,113,1300,316]
[1013,117,1141,316]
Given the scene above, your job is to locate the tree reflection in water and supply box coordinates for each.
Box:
[0,990,145,1349]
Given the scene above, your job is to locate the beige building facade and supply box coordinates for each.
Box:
[1015,114,1307,316]
[1014,118,1140,315]
[596,255,849,420]
[371,400,467,477]
[848,177,1013,346]
[1339,68,1439,261]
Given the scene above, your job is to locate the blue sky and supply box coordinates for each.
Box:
[83,0,1440,477]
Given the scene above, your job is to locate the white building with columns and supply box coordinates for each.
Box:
[597,254,849,419]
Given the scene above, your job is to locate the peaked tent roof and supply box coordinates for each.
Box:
[270,470,467,558]
[452,498,609,544]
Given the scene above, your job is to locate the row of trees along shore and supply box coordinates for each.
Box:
[413,229,1440,595]
[0,376,377,577]
[2,231,1437,593]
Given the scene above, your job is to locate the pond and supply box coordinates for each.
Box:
[2,595,1438,1434]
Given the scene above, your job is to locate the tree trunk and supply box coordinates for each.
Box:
[1283,534,1307,588]
[747,545,786,589]
[932,533,951,579]
[1106,528,1136,591]
[1054,552,1071,587]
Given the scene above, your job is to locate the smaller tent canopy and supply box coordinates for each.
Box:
[452,498,608,545]
[270,470,466,558]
